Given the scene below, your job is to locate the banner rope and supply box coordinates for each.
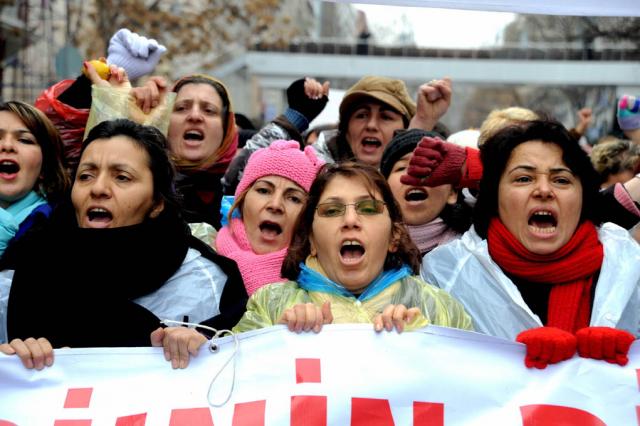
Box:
[160,319,239,406]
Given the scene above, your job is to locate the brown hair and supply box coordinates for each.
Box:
[227,185,250,224]
[281,161,421,280]
[0,101,70,203]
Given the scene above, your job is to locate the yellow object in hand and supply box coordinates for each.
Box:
[82,59,111,80]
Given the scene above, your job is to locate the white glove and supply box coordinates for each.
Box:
[107,28,167,80]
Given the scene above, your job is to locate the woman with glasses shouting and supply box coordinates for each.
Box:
[233,162,471,334]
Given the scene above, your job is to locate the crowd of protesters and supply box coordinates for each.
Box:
[0,27,639,373]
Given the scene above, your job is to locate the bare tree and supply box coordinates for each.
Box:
[65,0,305,76]
[491,15,639,141]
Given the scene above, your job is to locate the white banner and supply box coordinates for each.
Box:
[333,0,640,17]
[0,324,639,425]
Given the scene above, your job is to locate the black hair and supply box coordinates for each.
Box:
[234,112,256,130]
[80,119,180,210]
[440,192,473,233]
[473,119,602,238]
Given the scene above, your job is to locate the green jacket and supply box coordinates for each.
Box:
[233,275,473,333]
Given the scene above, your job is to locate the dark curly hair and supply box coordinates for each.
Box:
[473,119,602,238]
[281,161,421,280]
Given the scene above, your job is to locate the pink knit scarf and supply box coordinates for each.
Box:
[215,218,288,295]
[406,218,460,254]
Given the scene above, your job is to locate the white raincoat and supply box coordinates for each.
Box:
[421,222,640,340]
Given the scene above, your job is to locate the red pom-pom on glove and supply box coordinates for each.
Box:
[400,136,467,188]
[516,327,577,369]
[575,326,635,366]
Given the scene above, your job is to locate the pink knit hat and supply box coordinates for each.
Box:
[235,140,325,197]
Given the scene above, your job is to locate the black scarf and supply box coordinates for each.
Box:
[7,202,191,347]
[175,169,224,228]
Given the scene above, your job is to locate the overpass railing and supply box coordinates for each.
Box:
[250,38,639,61]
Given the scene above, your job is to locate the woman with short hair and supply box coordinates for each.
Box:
[422,120,639,369]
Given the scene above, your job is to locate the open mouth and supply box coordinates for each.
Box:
[340,240,365,263]
[528,210,557,234]
[0,160,19,175]
[361,138,382,150]
[87,207,113,223]
[183,130,204,141]
[259,221,282,237]
[405,188,428,202]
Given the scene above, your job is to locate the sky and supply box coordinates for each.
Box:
[353,3,516,48]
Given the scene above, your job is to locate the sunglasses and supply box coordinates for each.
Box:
[316,199,386,217]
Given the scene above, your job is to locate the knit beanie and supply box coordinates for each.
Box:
[235,140,325,197]
[617,95,640,131]
[339,76,416,125]
[380,129,443,179]
[107,29,167,81]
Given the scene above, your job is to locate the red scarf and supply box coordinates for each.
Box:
[487,218,603,333]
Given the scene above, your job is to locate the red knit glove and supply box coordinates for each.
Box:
[516,327,577,369]
[400,136,466,187]
[575,326,635,366]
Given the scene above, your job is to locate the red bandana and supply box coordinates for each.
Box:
[487,218,603,333]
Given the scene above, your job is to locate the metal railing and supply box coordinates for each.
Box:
[250,38,640,61]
